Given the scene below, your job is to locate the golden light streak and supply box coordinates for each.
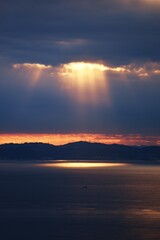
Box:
[39,162,126,169]
[13,63,52,86]
[61,62,109,104]
[59,61,160,103]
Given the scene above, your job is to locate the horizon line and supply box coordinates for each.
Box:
[0,140,160,148]
[0,133,159,146]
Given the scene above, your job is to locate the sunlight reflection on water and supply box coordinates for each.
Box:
[38,161,126,168]
[0,161,160,240]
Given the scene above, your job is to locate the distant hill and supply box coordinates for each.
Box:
[0,141,160,161]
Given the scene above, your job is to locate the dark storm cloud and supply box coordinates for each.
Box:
[0,0,160,64]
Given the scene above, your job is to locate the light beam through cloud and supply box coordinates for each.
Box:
[60,62,109,104]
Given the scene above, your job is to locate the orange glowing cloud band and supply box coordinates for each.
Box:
[0,134,159,146]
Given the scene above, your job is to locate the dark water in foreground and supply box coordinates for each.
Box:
[0,161,160,240]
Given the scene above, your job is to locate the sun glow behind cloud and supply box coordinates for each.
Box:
[60,62,109,104]
[12,61,160,106]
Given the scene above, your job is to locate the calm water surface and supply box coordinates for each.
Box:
[0,161,160,240]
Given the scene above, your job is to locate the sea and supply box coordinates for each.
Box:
[0,160,160,240]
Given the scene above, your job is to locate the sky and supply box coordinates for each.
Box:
[0,0,160,145]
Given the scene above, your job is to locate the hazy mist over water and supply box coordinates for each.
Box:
[0,161,160,240]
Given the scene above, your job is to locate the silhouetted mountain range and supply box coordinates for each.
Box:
[0,141,160,161]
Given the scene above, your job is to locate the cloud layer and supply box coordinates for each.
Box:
[0,0,160,65]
